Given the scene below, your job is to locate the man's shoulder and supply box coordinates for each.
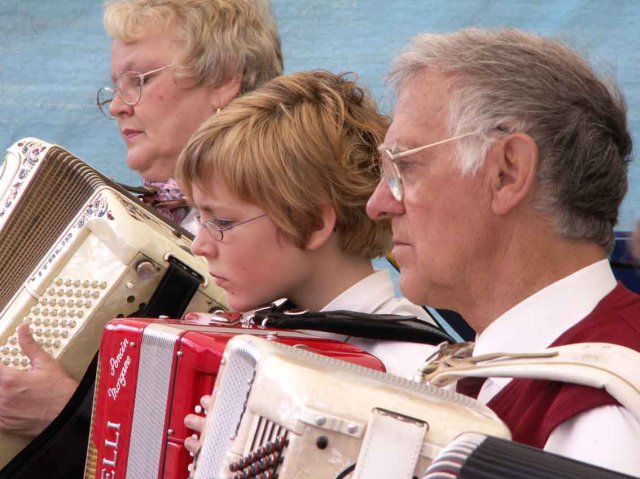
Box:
[554,283,640,349]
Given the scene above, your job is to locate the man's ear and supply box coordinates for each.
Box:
[489,132,538,216]
[306,204,337,251]
[210,75,242,111]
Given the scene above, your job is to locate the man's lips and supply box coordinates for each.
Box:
[392,238,410,247]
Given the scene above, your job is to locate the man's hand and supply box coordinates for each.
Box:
[184,394,213,456]
[0,322,78,437]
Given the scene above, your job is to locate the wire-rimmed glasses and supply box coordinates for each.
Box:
[380,131,484,201]
[196,213,268,241]
[96,64,173,119]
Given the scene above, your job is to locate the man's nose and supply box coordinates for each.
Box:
[366,180,405,220]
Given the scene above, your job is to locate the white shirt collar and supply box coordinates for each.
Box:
[321,269,393,312]
[474,259,617,356]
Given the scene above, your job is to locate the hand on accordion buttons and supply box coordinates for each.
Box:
[0,322,79,437]
[184,394,213,456]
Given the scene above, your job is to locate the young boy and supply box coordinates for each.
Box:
[178,70,438,377]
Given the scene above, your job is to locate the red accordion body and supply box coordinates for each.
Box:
[84,316,385,479]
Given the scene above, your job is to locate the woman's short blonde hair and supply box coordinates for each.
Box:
[104,0,283,93]
[178,70,391,259]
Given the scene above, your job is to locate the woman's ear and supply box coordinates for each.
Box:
[488,132,538,216]
[210,75,242,111]
[305,204,337,251]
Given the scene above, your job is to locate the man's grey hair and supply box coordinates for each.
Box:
[389,28,632,252]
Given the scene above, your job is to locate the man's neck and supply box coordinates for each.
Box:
[461,236,607,334]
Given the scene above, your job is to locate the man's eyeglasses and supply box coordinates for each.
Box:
[96,64,173,119]
[380,131,484,201]
[196,213,268,241]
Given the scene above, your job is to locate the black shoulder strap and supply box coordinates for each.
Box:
[252,303,454,345]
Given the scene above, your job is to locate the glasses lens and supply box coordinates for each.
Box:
[117,72,142,106]
[381,152,403,201]
[197,217,224,241]
[97,88,115,119]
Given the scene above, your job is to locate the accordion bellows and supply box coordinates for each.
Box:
[0,138,226,468]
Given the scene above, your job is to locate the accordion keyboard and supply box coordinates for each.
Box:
[229,417,289,479]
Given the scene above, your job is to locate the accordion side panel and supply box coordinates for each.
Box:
[85,319,385,479]
[87,320,146,479]
[0,138,228,469]
[195,335,511,479]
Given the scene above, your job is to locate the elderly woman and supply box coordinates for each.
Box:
[0,1,282,477]
[99,0,283,231]
[177,70,440,456]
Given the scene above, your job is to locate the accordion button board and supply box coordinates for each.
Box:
[0,138,228,468]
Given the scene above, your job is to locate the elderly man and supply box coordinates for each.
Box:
[367,28,640,476]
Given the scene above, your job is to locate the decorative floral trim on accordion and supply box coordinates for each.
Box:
[117,196,152,223]
[0,140,48,219]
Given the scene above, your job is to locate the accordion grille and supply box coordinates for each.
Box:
[0,147,103,311]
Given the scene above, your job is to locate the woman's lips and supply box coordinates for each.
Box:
[122,128,141,140]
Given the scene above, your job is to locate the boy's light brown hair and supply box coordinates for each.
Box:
[178,70,391,259]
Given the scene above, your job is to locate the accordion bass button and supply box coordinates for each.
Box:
[2,358,9,366]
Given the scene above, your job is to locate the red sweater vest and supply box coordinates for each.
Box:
[486,283,640,448]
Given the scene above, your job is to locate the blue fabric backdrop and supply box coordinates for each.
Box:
[0,0,638,228]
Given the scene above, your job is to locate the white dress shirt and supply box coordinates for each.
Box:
[474,260,640,476]
[317,269,438,379]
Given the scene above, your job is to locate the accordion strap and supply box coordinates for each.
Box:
[421,342,640,422]
[251,302,453,345]
[141,257,203,318]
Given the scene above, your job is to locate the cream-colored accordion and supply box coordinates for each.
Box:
[0,138,226,468]
[193,335,511,479]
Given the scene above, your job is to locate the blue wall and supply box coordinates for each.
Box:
[1,0,638,228]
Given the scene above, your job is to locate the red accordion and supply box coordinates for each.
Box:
[83,315,385,479]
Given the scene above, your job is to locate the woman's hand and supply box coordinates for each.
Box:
[0,322,78,437]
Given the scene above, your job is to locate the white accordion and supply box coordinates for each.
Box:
[0,138,226,468]
[194,335,510,479]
